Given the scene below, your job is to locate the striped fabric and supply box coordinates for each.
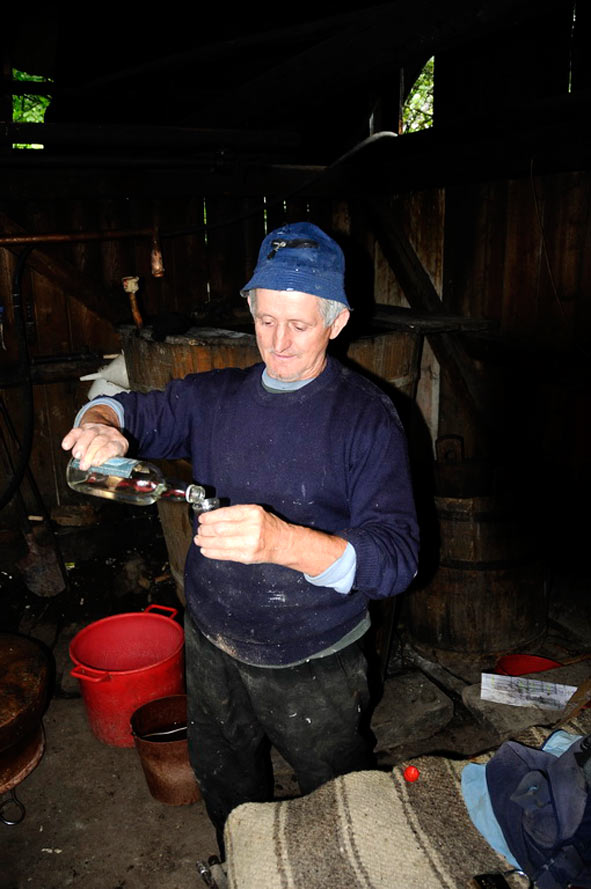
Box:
[225,766,504,889]
[225,712,591,889]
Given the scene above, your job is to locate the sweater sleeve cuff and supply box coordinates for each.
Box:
[339,526,419,597]
[74,397,125,429]
[304,542,357,595]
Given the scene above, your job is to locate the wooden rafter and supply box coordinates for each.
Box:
[364,196,494,439]
[191,0,556,127]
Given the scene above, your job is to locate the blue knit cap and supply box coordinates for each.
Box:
[241,222,350,308]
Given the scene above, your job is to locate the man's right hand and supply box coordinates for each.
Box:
[61,405,128,471]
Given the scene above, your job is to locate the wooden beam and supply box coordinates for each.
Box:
[362,90,591,192]
[372,304,497,334]
[0,355,104,386]
[52,6,373,101]
[0,161,333,201]
[1,85,588,200]
[191,0,556,127]
[363,197,494,439]
[1,123,299,153]
[0,211,120,325]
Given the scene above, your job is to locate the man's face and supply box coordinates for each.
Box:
[252,289,349,382]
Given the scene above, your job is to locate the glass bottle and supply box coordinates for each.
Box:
[66,456,219,512]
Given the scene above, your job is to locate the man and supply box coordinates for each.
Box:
[62,222,419,852]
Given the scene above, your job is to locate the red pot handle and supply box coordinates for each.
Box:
[70,664,110,683]
[144,603,178,620]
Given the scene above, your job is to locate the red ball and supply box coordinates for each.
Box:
[403,765,420,783]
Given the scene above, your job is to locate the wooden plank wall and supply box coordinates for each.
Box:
[428,0,589,567]
[1,172,589,543]
[0,194,357,519]
[440,170,591,568]
[441,170,591,467]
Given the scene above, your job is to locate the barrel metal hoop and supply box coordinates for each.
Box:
[437,509,509,523]
[440,558,520,571]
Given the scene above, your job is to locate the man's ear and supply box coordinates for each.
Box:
[328,309,350,340]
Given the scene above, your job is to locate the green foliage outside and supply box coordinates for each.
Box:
[402,57,434,133]
[12,69,52,149]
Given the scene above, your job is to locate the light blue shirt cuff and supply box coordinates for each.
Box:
[304,542,356,595]
[74,397,125,429]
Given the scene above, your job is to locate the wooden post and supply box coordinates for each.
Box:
[363,197,495,447]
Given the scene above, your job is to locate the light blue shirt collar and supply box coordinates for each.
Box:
[261,369,314,392]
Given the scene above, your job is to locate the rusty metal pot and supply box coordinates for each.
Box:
[0,633,49,755]
[131,694,200,806]
[0,634,50,823]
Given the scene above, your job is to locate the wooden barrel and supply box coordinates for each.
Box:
[119,323,420,647]
[120,323,420,397]
[121,326,261,389]
[408,493,545,654]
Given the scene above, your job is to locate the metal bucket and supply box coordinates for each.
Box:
[131,694,200,806]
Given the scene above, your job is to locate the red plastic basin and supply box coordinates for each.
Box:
[70,605,184,747]
[495,654,562,676]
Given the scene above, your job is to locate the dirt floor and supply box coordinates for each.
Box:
[1,504,590,889]
[0,507,307,889]
[2,697,218,889]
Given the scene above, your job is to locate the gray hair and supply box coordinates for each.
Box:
[246,291,346,328]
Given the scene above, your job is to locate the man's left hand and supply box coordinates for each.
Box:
[194,504,288,565]
[194,504,347,575]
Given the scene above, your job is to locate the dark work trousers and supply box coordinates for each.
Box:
[184,612,376,855]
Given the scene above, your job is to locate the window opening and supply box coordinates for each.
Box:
[401,57,434,133]
[12,69,52,149]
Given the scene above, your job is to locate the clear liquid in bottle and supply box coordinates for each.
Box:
[66,456,208,508]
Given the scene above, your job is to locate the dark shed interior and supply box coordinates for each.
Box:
[1,2,590,887]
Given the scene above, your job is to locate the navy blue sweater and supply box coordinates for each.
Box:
[115,357,418,665]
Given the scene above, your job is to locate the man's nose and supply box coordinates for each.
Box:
[273,324,291,353]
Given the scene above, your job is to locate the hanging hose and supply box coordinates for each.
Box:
[0,246,35,511]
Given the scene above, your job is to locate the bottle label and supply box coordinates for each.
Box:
[70,456,140,479]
